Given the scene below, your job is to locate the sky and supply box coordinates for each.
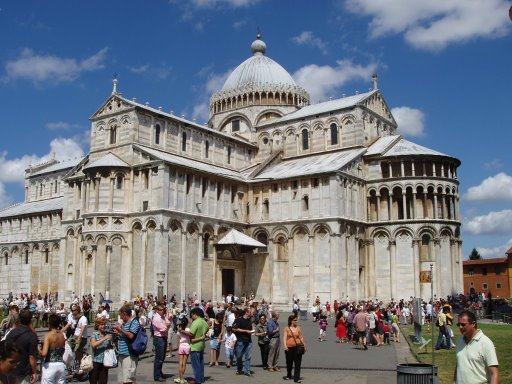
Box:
[0,0,511,260]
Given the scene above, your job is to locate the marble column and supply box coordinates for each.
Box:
[105,245,111,299]
[412,239,420,298]
[389,239,396,300]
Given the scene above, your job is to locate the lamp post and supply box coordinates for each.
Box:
[156,273,165,302]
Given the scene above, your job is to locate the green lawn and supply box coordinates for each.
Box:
[401,323,511,384]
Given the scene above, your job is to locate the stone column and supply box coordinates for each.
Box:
[450,239,458,294]
[411,161,415,177]
[367,239,375,298]
[400,160,405,177]
[412,239,420,298]
[388,163,392,178]
[91,245,97,297]
[309,234,315,299]
[376,195,381,221]
[388,193,393,220]
[389,239,396,300]
[109,176,114,211]
[94,176,100,212]
[140,229,147,296]
[80,246,87,297]
[105,245,111,299]
[180,230,187,301]
[402,192,407,220]
[440,193,446,219]
[433,194,438,219]
[434,238,441,298]
[197,233,203,297]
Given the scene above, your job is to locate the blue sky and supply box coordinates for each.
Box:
[1,0,511,259]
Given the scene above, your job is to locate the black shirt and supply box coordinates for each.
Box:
[233,316,252,343]
[6,325,38,377]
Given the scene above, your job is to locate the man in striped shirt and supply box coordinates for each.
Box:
[113,304,140,383]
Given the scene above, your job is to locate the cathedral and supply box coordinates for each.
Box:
[0,35,463,305]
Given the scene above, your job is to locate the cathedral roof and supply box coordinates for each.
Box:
[271,90,377,125]
[216,228,266,248]
[253,147,365,180]
[0,197,63,219]
[29,157,83,177]
[221,34,300,93]
[83,153,130,170]
[134,145,244,181]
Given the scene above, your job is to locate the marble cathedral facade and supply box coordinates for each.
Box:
[0,36,462,305]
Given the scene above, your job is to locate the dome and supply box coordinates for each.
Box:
[220,35,300,93]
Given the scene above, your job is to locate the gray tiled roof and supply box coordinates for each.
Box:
[30,158,83,177]
[0,197,64,218]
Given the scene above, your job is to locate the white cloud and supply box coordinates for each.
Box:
[4,47,108,84]
[0,137,85,185]
[477,239,512,259]
[189,0,260,8]
[233,20,247,29]
[0,182,13,209]
[392,107,425,137]
[464,209,512,235]
[464,173,512,201]
[482,159,503,170]
[344,0,511,51]
[292,60,378,103]
[46,121,81,131]
[292,31,328,54]
[191,69,231,122]
[128,64,171,80]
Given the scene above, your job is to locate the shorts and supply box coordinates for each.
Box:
[167,327,176,343]
[118,354,138,383]
[178,343,190,355]
[357,331,366,339]
[377,326,384,335]
[209,338,221,350]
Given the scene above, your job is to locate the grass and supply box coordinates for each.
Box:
[401,322,512,384]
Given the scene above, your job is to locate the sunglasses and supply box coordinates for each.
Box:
[456,322,472,328]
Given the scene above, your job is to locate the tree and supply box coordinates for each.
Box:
[469,248,482,260]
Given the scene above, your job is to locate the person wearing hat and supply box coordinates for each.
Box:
[435,304,451,350]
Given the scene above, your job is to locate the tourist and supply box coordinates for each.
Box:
[174,317,191,384]
[39,314,66,383]
[208,312,224,367]
[233,307,255,377]
[283,315,306,383]
[5,309,38,384]
[189,307,209,384]
[435,305,451,350]
[0,340,19,384]
[454,310,498,384]
[151,305,171,382]
[335,311,347,343]
[390,309,400,343]
[353,308,368,350]
[255,313,270,369]
[90,317,113,384]
[222,326,236,368]
[113,304,140,384]
[318,314,328,342]
[266,311,281,372]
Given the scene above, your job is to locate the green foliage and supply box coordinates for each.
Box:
[469,248,482,260]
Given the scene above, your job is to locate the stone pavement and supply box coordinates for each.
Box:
[98,314,417,384]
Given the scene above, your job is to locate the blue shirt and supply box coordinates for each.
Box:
[118,318,140,356]
[267,319,280,338]
[91,331,112,363]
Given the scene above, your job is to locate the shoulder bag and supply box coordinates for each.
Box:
[288,327,305,355]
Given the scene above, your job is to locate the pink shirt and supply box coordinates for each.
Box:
[152,314,171,337]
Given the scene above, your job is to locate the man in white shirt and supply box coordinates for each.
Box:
[454,310,498,384]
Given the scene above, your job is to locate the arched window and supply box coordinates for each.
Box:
[330,123,338,145]
[420,234,431,262]
[277,236,287,260]
[116,175,123,189]
[110,126,117,144]
[227,146,231,164]
[155,124,161,145]
[4,253,8,265]
[205,141,210,159]
[302,129,309,150]
[25,250,29,264]
[181,132,187,151]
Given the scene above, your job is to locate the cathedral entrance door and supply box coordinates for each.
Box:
[222,269,235,296]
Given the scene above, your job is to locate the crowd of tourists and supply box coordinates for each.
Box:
[0,290,501,384]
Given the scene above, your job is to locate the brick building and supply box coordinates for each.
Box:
[463,257,510,298]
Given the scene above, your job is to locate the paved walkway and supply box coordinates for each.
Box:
[96,314,417,383]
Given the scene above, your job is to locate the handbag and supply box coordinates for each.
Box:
[63,340,75,368]
[79,353,93,373]
[103,348,118,368]
[288,326,305,355]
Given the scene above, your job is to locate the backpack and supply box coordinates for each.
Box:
[128,319,148,356]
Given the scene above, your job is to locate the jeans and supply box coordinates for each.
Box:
[153,336,167,380]
[190,351,204,383]
[435,327,451,349]
[235,341,253,374]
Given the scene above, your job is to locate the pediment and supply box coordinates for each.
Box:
[91,95,134,120]
[361,91,396,126]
